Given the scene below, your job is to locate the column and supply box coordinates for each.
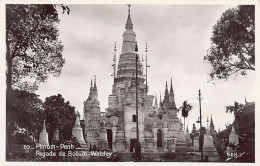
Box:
[162,127,168,152]
[112,126,117,152]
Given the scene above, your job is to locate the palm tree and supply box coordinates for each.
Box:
[226,101,244,120]
[226,101,244,135]
[179,100,192,131]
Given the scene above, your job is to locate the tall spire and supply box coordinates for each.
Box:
[112,42,117,95]
[94,75,97,89]
[42,119,46,132]
[74,114,80,126]
[164,81,169,102]
[90,79,93,89]
[114,42,117,51]
[206,117,210,135]
[125,4,133,30]
[186,124,189,133]
[170,78,173,94]
[160,92,162,104]
[155,94,158,106]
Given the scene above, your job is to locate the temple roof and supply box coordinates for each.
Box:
[219,102,255,138]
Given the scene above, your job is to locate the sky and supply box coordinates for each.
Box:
[35,4,255,132]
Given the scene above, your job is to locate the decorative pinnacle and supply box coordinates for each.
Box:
[114,42,117,51]
[94,75,97,89]
[128,4,131,15]
[125,4,133,30]
[155,94,158,105]
[170,77,173,94]
[91,79,93,88]
[74,114,80,126]
[145,43,148,52]
[166,81,168,91]
[42,119,46,132]
[160,92,162,103]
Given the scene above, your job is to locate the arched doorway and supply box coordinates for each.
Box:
[130,127,137,152]
[106,129,112,149]
[157,129,163,147]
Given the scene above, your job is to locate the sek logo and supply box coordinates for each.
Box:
[226,152,238,157]
[226,152,243,157]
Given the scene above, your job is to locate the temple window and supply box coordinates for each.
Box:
[132,115,136,122]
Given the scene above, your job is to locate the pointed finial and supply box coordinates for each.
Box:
[114,42,117,51]
[75,114,80,126]
[206,117,209,129]
[91,79,93,88]
[160,92,162,103]
[128,4,131,15]
[94,75,97,89]
[166,81,168,91]
[42,119,46,132]
[231,125,236,134]
[155,94,158,105]
[145,43,148,52]
[245,96,247,104]
[125,4,133,30]
[186,124,189,132]
[170,77,173,94]
[211,114,213,123]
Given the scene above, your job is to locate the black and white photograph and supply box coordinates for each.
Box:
[1,1,258,163]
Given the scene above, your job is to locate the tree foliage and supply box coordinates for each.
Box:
[7,90,44,139]
[6,4,69,92]
[44,94,76,142]
[204,5,255,81]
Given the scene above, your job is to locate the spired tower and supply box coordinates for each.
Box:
[106,4,153,152]
[84,77,101,147]
[84,5,187,154]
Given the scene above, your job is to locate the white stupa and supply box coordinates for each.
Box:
[38,120,49,146]
[226,125,239,156]
[72,115,86,145]
[203,127,214,148]
[203,119,218,161]
[229,125,239,145]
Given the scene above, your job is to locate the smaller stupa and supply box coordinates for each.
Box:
[39,120,49,146]
[229,125,239,145]
[226,125,239,155]
[72,115,86,145]
[203,118,219,161]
